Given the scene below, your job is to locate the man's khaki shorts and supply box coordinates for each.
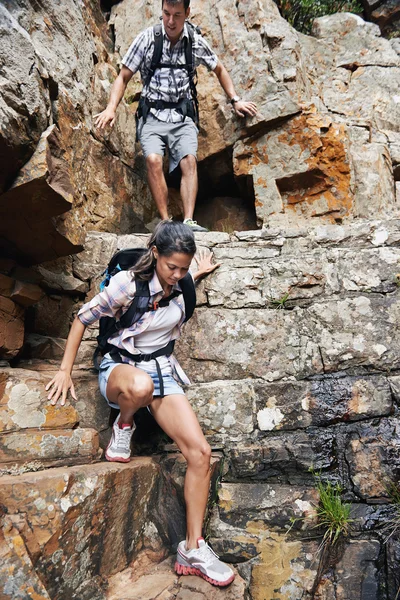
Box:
[139,114,198,173]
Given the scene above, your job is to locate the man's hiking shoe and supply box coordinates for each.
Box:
[175,538,235,587]
[105,413,135,463]
[183,218,208,232]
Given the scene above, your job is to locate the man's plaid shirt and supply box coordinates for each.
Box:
[122,21,218,123]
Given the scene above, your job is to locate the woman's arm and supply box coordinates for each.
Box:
[46,270,135,406]
[46,316,86,406]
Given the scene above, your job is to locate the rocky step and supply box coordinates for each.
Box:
[32,220,400,310]
[106,553,246,600]
[0,427,99,474]
[0,458,175,599]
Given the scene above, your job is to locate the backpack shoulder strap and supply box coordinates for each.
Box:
[184,22,195,80]
[180,272,196,323]
[119,278,151,329]
[145,23,163,89]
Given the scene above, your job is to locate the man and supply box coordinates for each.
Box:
[95,0,257,231]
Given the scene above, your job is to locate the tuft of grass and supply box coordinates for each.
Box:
[313,473,353,546]
[382,481,400,543]
[269,290,291,309]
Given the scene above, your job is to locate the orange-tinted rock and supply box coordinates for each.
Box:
[0,296,24,360]
[0,125,80,265]
[0,459,160,597]
[107,554,246,600]
[0,273,43,309]
[0,428,99,469]
[0,516,51,600]
[233,110,352,227]
[11,280,44,307]
[0,274,14,297]
[0,368,79,433]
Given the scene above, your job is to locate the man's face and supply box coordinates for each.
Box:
[162,1,190,43]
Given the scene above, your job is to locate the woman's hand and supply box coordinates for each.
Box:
[193,249,221,281]
[46,370,77,406]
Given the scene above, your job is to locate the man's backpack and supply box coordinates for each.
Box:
[93,247,196,370]
[136,20,201,133]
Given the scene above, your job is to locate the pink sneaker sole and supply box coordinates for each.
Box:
[174,561,235,587]
[105,451,130,463]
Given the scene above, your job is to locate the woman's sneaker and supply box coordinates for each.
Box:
[105,413,136,463]
[175,538,235,587]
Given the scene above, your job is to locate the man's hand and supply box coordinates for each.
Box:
[46,370,77,407]
[193,249,221,281]
[94,106,116,130]
[233,100,258,118]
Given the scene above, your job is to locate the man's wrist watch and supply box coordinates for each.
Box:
[230,96,240,105]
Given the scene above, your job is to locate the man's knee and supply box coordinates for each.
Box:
[180,154,197,175]
[146,153,164,174]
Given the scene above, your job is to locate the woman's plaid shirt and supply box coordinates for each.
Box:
[77,269,191,385]
[122,21,218,123]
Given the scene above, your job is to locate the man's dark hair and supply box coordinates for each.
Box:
[162,0,190,10]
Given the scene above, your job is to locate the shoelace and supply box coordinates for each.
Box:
[114,426,132,451]
[192,543,219,566]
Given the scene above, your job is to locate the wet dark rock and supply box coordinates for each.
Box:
[346,417,400,500]
[226,429,336,484]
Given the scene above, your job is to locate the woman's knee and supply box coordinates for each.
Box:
[125,373,154,407]
[186,440,212,469]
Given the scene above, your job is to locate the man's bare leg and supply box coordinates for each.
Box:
[146,153,169,220]
[180,154,198,221]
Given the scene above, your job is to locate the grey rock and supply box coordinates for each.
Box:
[73,232,118,281]
[226,430,336,483]
[217,482,319,531]
[0,3,49,192]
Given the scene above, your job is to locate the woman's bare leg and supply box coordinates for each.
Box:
[150,393,211,549]
[106,364,154,424]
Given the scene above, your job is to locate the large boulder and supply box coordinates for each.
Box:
[0,4,49,193]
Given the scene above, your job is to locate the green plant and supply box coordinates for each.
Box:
[314,476,353,545]
[382,481,400,543]
[269,290,291,309]
[275,0,363,34]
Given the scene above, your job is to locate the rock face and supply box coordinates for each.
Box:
[2,1,400,599]
[0,0,155,267]
[9,222,399,598]
[3,0,399,250]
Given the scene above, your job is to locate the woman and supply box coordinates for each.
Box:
[46,220,235,587]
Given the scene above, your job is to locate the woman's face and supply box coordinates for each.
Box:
[153,250,193,289]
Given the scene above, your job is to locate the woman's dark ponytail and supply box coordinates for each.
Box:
[131,220,196,280]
